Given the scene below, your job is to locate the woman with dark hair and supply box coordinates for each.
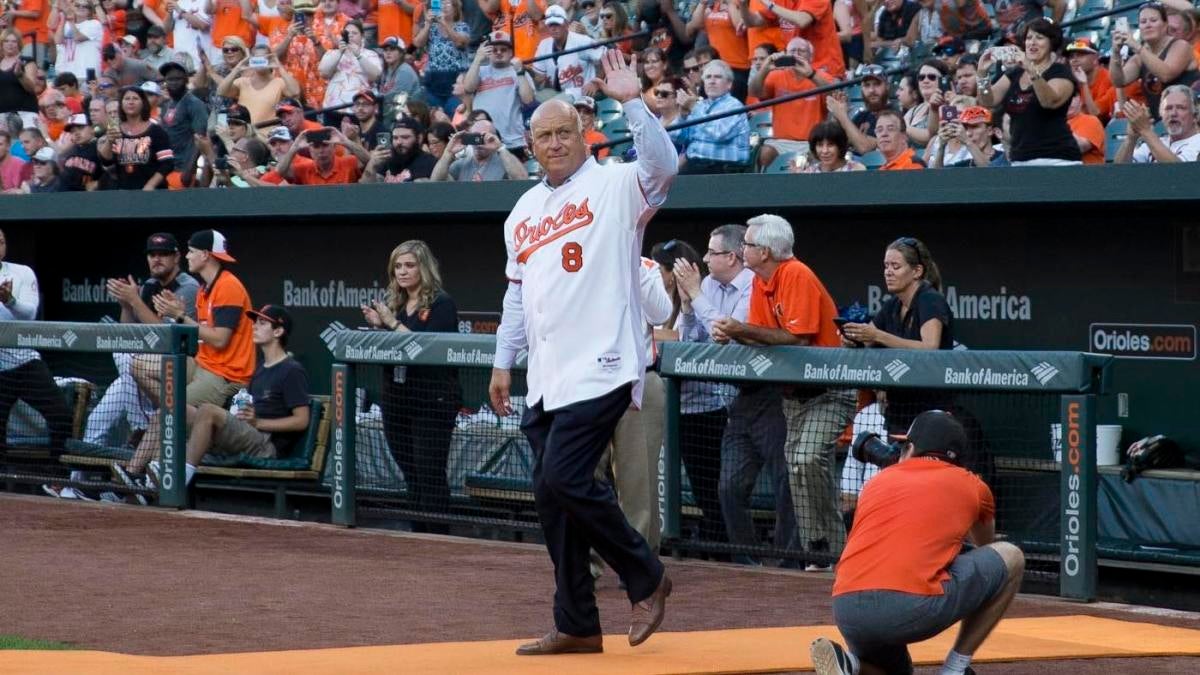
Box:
[905,58,950,146]
[426,120,454,159]
[640,46,671,89]
[0,29,39,121]
[650,238,704,341]
[413,0,470,115]
[361,240,461,534]
[97,86,174,189]
[1110,2,1198,119]
[798,120,866,172]
[598,1,635,55]
[840,237,954,433]
[978,17,1081,165]
[318,20,382,109]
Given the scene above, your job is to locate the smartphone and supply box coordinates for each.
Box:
[294,12,306,26]
[940,104,959,124]
[248,55,269,68]
[774,55,797,68]
[308,128,332,143]
[833,317,850,331]
[376,131,392,147]
[939,75,952,93]
[341,29,350,44]
[217,112,228,126]
[1115,17,1129,34]
[431,0,442,14]
[86,67,96,82]
[460,132,485,145]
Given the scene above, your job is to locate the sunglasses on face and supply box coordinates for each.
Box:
[223,47,243,53]
[918,73,940,81]
[684,65,700,72]
[653,89,674,98]
[600,12,614,18]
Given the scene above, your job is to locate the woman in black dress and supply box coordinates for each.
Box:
[841,237,954,435]
[362,240,462,533]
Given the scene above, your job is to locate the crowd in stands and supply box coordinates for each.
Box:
[0,0,1198,192]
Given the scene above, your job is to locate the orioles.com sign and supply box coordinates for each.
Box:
[1089,323,1196,360]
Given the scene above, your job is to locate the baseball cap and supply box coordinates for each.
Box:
[32,146,56,163]
[121,34,140,48]
[352,89,380,104]
[188,229,237,263]
[246,304,293,336]
[1065,38,1098,54]
[140,81,161,96]
[226,104,252,126]
[65,113,89,129]
[544,5,568,25]
[159,60,189,77]
[488,30,513,47]
[859,64,887,83]
[393,115,424,135]
[901,410,968,466]
[267,126,293,142]
[380,36,406,50]
[959,106,992,125]
[146,232,179,254]
[573,95,596,111]
[276,97,302,113]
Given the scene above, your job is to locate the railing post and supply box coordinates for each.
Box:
[158,354,188,508]
[662,376,682,540]
[1060,394,1098,601]
[331,363,357,527]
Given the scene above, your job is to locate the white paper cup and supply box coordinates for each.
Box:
[1050,423,1063,463]
[1096,425,1123,466]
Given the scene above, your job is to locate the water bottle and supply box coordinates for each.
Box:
[232,388,253,414]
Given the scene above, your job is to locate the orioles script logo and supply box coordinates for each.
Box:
[514,198,595,263]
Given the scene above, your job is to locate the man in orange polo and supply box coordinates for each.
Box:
[1065,38,1115,122]
[744,0,844,78]
[875,110,923,170]
[810,411,1025,675]
[713,214,853,570]
[749,36,828,171]
[276,126,370,184]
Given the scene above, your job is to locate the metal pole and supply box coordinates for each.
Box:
[331,363,357,527]
[1060,394,1098,601]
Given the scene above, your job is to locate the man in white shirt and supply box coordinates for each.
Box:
[165,0,214,68]
[671,223,754,550]
[464,31,536,159]
[1116,85,1200,163]
[531,5,603,101]
[489,50,677,656]
[0,229,72,450]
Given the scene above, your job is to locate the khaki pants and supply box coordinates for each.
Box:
[783,389,856,556]
[186,366,242,407]
[595,371,666,551]
[212,412,276,458]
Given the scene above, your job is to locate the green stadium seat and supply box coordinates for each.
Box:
[764,151,802,173]
[1105,118,1128,161]
[196,397,331,478]
[857,150,885,169]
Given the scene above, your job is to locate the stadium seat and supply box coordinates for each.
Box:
[596,97,623,123]
[764,152,802,173]
[1105,118,1128,161]
[857,150,886,170]
[197,397,331,477]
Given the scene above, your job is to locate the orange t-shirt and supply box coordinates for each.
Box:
[1086,68,1116,121]
[257,14,289,46]
[747,257,840,346]
[762,68,823,141]
[14,0,48,44]
[747,0,784,52]
[312,10,351,51]
[584,128,609,159]
[880,147,923,170]
[291,153,362,184]
[212,0,255,47]
[102,9,127,47]
[44,118,66,141]
[195,269,256,384]
[377,0,421,45]
[1068,113,1104,165]
[833,459,994,597]
[704,1,749,69]
[142,0,172,46]
[773,0,845,78]
[494,0,547,63]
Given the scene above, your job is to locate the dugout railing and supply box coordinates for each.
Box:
[328,330,1117,600]
[0,320,197,508]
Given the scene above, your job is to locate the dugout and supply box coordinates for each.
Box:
[3,164,1199,578]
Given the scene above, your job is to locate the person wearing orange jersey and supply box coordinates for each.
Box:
[742,0,783,51]
[747,0,844,78]
[209,0,257,49]
[376,0,420,45]
[685,0,749,98]
[1066,94,1104,165]
[875,109,923,170]
[750,37,827,171]
[269,0,326,106]
[479,0,545,62]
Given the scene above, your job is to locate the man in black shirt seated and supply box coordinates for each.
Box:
[360,117,438,183]
[173,305,310,486]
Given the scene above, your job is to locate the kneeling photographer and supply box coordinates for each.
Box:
[840,237,954,435]
[811,411,1025,675]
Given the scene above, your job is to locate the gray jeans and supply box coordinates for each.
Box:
[783,389,856,555]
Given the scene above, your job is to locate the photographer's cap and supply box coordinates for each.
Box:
[188,229,237,263]
[902,410,967,465]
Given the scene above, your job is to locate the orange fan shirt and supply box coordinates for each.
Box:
[703,1,749,69]
[494,0,546,62]
[747,0,784,51]
[256,13,290,46]
[747,257,840,347]
[761,68,824,141]
[291,154,362,184]
[834,459,995,596]
[772,0,845,78]
[212,0,255,46]
[195,269,256,384]
[880,147,923,170]
[14,0,49,44]
[1068,112,1105,165]
[1085,68,1116,121]
[584,128,609,159]
[377,0,421,45]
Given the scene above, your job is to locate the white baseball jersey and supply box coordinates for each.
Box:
[0,260,42,371]
[531,32,603,100]
[495,98,678,412]
[639,257,673,363]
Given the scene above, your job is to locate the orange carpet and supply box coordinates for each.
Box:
[4,615,1200,674]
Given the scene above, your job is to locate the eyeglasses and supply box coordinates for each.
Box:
[741,241,763,249]
[600,12,614,18]
[706,248,734,256]
[684,64,700,73]
[222,47,243,53]
[918,73,940,81]
[653,89,674,98]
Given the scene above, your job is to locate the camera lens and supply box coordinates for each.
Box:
[851,432,903,468]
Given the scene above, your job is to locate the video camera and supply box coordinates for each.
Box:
[851,431,905,468]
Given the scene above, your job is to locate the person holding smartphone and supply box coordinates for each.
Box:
[429,117,527,180]
[53,0,104,81]
[317,19,381,110]
[217,43,299,123]
[1109,2,1199,121]
[928,104,1000,167]
[360,115,437,182]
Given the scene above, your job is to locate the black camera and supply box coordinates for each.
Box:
[851,431,904,468]
[214,157,230,171]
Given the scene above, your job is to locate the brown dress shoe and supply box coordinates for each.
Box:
[515,630,603,656]
[628,573,672,646]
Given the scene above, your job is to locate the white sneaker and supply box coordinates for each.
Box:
[99,491,123,503]
[147,461,162,488]
[41,484,61,498]
[811,637,856,675]
[61,487,97,501]
[805,563,833,573]
[111,464,148,506]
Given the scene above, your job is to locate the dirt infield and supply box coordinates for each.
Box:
[2,495,1198,673]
